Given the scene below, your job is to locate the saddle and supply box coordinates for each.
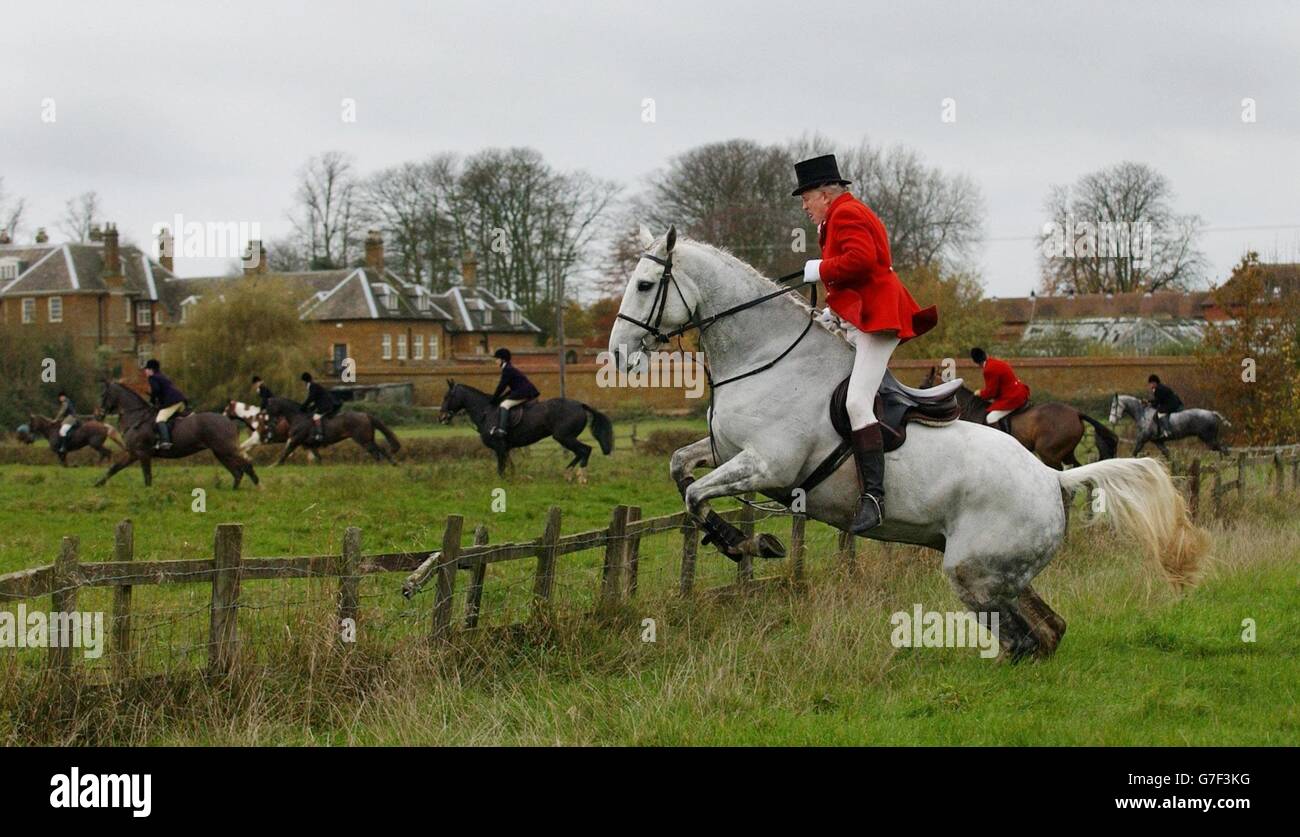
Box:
[767,372,963,506]
[502,397,539,429]
[829,370,964,452]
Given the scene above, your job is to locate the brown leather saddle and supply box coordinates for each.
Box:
[504,397,539,429]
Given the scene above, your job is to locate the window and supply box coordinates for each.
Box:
[126,297,132,323]
[482,307,492,325]
[22,298,35,323]
[509,308,522,326]
[135,302,152,327]
[0,260,21,282]
[413,334,424,360]
[397,334,408,360]
[429,334,439,360]
[137,344,153,367]
[48,296,62,322]
[381,334,392,360]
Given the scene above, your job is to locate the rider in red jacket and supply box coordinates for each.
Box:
[970,347,1029,434]
[796,154,937,534]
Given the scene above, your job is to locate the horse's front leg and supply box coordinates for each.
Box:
[669,437,717,498]
[94,452,137,487]
[684,447,793,561]
[275,436,301,466]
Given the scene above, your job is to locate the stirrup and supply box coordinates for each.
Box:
[850,493,883,533]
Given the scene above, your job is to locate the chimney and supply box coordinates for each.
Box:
[158,227,174,272]
[104,222,121,273]
[364,229,385,273]
[461,250,477,289]
[35,227,49,244]
[89,224,104,242]
[0,230,10,245]
[243,240,268,276]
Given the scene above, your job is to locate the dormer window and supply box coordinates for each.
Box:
[135,301,153,327]
[0,259,22,282]
[482,307,492,325]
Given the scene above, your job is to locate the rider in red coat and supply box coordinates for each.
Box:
[796,154,938,534]
[970,347,1029,433]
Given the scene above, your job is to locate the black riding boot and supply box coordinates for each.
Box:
[998,416,1012,435]
[57,435,68,454]
[155,421,172,450]
[312,419,324,442]
[491,406,509,437]
[849,424,886,533]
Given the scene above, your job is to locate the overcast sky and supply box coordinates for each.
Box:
[3,0,1298,297]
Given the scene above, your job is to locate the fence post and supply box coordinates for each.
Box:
[678,518,699,597]
[532,506,563,611]
[1292,454,1299,492]
[790,514,807,585]
[838,529,856,565]
[1274,452,1284,497]
[1188,459,1201,522]
[464,524,489,629]
[1237,452,1246,503]
[209,524,242,679]
[337,526,361,646]
[49,536,79,676]
[432,515,463,641]
[625,506,643,597]
[111,520,133,679]
[1212,465,1223,519]
[600,505,629,607]
[737,496,755,585]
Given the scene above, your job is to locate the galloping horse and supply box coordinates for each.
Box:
[223,400,322,462]
[96,381,259,488]
[919,367,1117,469]
[439,380,614,480]
[609,227,1207,660]
[260,396,401,465]
[1110,394,1231,457]
[20,414,124,466]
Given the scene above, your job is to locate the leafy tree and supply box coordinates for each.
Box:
[894,265,1000,361]
[0,327,95,431]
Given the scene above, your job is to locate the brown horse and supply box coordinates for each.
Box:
[21,414,124,466]
[920,366,1117,469]
[95,381,260,488]
[260,396,400,466]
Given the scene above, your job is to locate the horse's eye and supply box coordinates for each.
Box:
[637,280,654,292]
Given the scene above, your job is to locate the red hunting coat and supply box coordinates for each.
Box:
[977,357,1031,412]
[818,192,937,341]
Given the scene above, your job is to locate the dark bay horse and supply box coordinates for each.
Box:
[96,381,259,488]
[921,366,1117,469]
[260,396,400,465]
[438,379,614,480]
[20,414,125,466]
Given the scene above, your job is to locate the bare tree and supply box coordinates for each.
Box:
[1037,161,1205,294]
[359,155,460,287]
[59,191,101,242]
[0,177,24,240]
[289,152,361,269]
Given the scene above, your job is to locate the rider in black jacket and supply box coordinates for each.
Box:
[488,348,540,437]
[300,372,341,442]
[1147,374,1184,439]
[251,376,275,409]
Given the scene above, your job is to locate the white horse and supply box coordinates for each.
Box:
[608,227,1208,660]
[1109,394,1231,457]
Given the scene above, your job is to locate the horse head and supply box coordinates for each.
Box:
[608,225,698,371]
[439,379,459,424]
[99,380,120,416]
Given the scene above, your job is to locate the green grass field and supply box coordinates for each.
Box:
[0,417,1296,746]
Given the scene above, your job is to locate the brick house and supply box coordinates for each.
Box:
[0,223,176,370]
[161,232,541,379]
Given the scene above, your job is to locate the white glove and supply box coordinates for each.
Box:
[803,259,822,283]
[816,307,839,328]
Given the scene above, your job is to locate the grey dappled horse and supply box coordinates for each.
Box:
[1109,394,1231,458]
[609,227,1208,661]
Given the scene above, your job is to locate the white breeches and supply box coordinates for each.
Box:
[845,327,900,430]
[58,422,73,437]
[156,403,183,423]
[500,398,526,409]
[986,409,1011,423]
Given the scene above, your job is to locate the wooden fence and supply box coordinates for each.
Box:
[0,498,826,681]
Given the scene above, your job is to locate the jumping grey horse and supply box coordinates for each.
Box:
[1109,394,1230,457]
[608,227,1208,660]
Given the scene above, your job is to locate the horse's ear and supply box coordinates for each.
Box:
[446,378,455,390]
[637,223,654,250]
[666,225,677,253]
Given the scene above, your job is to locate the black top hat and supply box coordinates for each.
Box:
[792,154,852,196]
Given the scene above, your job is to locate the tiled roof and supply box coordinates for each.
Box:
[988,290,1213,323]
[431,286,541,334]
[0,242,176,299]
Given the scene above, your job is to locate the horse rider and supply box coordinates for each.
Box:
[796,154,938,534]
[143,358,188,450]
[488,347,540,438]
[1147,374,1184,440]
[252,375,275,409]
[300,372,341,442]
[53,390,78,455]
[970,347,1030,434]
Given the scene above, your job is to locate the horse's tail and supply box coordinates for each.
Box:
[583,404,614,455]
[371,415,401,453]
[1214,411,1232,427]
[1078,411,1118,460]
[1058,458,1208,589]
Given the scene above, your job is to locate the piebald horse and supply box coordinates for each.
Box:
[609,227,1208,660]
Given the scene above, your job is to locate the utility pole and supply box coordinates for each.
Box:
[555,267,566,400]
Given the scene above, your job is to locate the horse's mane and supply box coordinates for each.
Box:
[679,238,852,346]
[108,381,150,409]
